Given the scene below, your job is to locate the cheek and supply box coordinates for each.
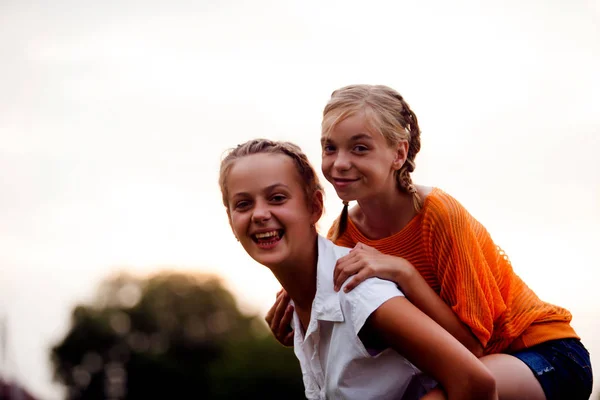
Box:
[321,156,333,175]
[229,214,246,236]
[287,212,314,233]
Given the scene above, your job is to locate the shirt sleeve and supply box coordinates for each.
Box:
[423,194,506,348]
[340,277,405,335]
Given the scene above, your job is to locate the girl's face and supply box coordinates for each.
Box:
[225,153,321,270]
[321,112,406,202]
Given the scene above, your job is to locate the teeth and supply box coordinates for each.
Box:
[255,231,278,239]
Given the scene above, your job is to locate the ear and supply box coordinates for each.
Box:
[392,140,409,171]
[310,191,324,225]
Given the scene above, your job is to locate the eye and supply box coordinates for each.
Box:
[270,194,287,203]
[233,200,251,210]
[322,144,336,154]
[353,144,369,153]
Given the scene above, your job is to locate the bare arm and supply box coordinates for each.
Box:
[334,243,484,357]
[367,296,497,400]
[398,266,484,357]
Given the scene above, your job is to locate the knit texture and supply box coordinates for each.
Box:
[329,188,578,354]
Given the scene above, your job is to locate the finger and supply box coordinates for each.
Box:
[334,258,363,292]
[282,302,294,325]
[349,242,363,252]
[335,257,363,290]
[283,331,295,347]
[277,304,294,338]
[361,243,379,254]
[271,291,290,332]
[343,269,371,293]
[333,251,358,284]
[355,242,379,255]
[265,292,281,324]
[266,291,283,326]
[333,258,348,291]
[265,308,274,325]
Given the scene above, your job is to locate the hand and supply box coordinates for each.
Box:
[264,288,294,347]
[333,242,415,292]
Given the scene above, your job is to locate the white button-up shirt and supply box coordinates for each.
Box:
[292,236,437,400]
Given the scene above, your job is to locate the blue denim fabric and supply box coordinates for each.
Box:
[512,338,593,400]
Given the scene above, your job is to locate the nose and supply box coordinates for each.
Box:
[332,151,351,171]
[252,200,271,224]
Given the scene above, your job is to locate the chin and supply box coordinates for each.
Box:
[336,192,355,203]
[251,252,287,270]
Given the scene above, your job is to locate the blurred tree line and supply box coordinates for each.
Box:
[50,271,305,399]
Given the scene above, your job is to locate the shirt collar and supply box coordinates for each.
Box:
[310,235,346,323]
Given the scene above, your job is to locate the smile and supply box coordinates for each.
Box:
[332,178,359,188]
[251,229,285,248]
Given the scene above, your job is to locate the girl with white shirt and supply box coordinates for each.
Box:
[218,138,497,400]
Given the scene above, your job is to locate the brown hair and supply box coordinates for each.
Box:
[323,84,422,241]
[219,138,324,219]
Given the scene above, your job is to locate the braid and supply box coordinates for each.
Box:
[323,84,424,217]
[330,201,349,242]
[393,95,422,211]
[219,138,324,215]
[398,168,421,211]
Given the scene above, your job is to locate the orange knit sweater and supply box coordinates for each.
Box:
[330,188,578,354]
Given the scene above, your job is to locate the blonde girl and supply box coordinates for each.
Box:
[220,138,496,400]
[266,85,593,400]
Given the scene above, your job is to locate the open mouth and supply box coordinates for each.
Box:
[252,229,284,246]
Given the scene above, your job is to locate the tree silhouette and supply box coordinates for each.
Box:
[51,271,304,399]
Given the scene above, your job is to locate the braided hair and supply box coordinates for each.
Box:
[219,138,325,221]
[322,85,422,241]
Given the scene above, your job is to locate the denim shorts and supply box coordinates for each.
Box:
[511,338,593,400]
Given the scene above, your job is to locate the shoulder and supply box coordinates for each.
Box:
[418,188,484,252]
[317,236,351,274]
[341,277,402,303]
[421,187,472,226]
[319,235,351,255]
[326,216,359,248]
[421,189,493,255]
[339,276,404,334]
[416,184,434,200]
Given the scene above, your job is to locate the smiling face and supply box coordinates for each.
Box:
[321,111,407,202]
[225,153,322,270]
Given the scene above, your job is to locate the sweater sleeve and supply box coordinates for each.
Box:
[423,194,506,348]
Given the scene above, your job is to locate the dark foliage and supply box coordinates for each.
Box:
[51,272,304,399]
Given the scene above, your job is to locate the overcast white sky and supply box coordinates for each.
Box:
[1,0,599,398]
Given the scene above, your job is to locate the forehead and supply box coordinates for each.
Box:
[322,111,383,143]
[226,153,303,196]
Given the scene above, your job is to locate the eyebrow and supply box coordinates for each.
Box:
[350,133,374,141]
[321,133,374,145]
[231,183,291,198]
[264,183,291,192]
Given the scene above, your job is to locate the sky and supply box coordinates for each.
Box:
[1,0,599,398]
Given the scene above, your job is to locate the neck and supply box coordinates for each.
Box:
[356,187,416,238]
[269,233,319,311]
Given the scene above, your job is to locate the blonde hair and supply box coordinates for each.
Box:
[219,138,324,219]
[323,84,422,241]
